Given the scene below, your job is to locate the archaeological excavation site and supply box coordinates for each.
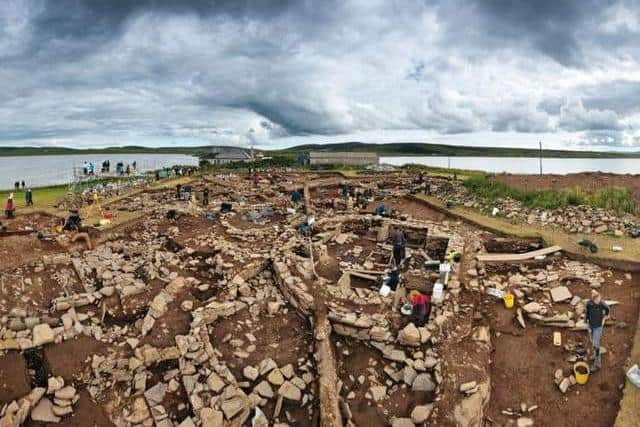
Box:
[0,171,638,427]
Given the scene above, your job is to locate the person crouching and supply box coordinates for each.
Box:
[411,291,431,327]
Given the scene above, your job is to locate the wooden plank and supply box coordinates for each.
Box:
[348,271,378,281]
[476,245,562,262]
[344,269,386,276]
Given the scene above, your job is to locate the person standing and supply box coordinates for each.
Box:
[291,189,302,208]
[391,227,406,267]
[424,176,431,195]
[4,193,15,219]
[586,290,610,372]
[25,188,33,206]
[202,188,209,206]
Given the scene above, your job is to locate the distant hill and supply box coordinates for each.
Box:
[281,141,640,158]
[0,145,213,157]
[3,141,639,159]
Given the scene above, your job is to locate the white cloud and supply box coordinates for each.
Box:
[0,0,638,150]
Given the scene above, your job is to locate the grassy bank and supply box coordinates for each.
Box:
[0,175,150,211]
[464,175,636,214]
[0,185,69,211]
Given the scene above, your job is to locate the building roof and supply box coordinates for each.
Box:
[206,148,253,160]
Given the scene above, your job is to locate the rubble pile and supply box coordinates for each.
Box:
[433,178,636,236]
[0,170,635,427]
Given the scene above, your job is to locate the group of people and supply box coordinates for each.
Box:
[83,160,137,176]
[341,184,373,210]
[100,160,111,173]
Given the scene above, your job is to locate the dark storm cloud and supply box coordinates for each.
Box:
[0,0,638,147]
[463,0,603,67]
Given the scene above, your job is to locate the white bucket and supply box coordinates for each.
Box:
[379,284,391,297]
[432,282,444,303]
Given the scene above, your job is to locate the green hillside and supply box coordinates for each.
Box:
[281,141,640,158]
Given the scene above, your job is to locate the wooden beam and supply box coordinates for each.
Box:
[476,245,562,262]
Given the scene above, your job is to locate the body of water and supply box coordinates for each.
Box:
[0,154,199,190]
[381,156,640,175]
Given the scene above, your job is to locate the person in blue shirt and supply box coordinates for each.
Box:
[291,189,303,207]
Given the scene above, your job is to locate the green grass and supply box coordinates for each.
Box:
[0,185,68,210]
[200,155,297,170]
[463,175,636,215]
[0,175,151,211]
[401,163,484,180]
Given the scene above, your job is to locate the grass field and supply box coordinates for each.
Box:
[0,185,68,211]
[0,175,193,219]
[463,174,636,214]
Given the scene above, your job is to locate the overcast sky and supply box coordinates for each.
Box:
[1,0,640,151]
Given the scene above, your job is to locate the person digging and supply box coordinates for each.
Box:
[586,290,610,372]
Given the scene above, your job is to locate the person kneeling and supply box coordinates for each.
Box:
[411,291,431,327]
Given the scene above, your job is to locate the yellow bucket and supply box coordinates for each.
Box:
[574,362,590,385]
[503,293,514,309]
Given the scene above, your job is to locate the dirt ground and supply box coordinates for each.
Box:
[1,172,639,426]
[494,172,640,210]
[485,269,640,427]
[0,351,31,405]
[334,336,433,427]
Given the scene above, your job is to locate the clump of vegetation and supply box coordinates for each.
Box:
[463,175,636,215]
[200,156,297,170]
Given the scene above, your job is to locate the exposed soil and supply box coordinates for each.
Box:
[24,390,115,427]
[44,335,112,383]
[210,307,317,424]
[0,236,66,272]
[334,336,433,427]
[366,197,449,222]
[0,351,31,405]
[1,172,639,426]
[486,270,640,427]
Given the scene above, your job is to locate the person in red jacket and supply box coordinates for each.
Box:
[411,292,431,326]
[4,194,15,219]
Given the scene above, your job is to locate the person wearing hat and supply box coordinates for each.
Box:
[4,193,15,219]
